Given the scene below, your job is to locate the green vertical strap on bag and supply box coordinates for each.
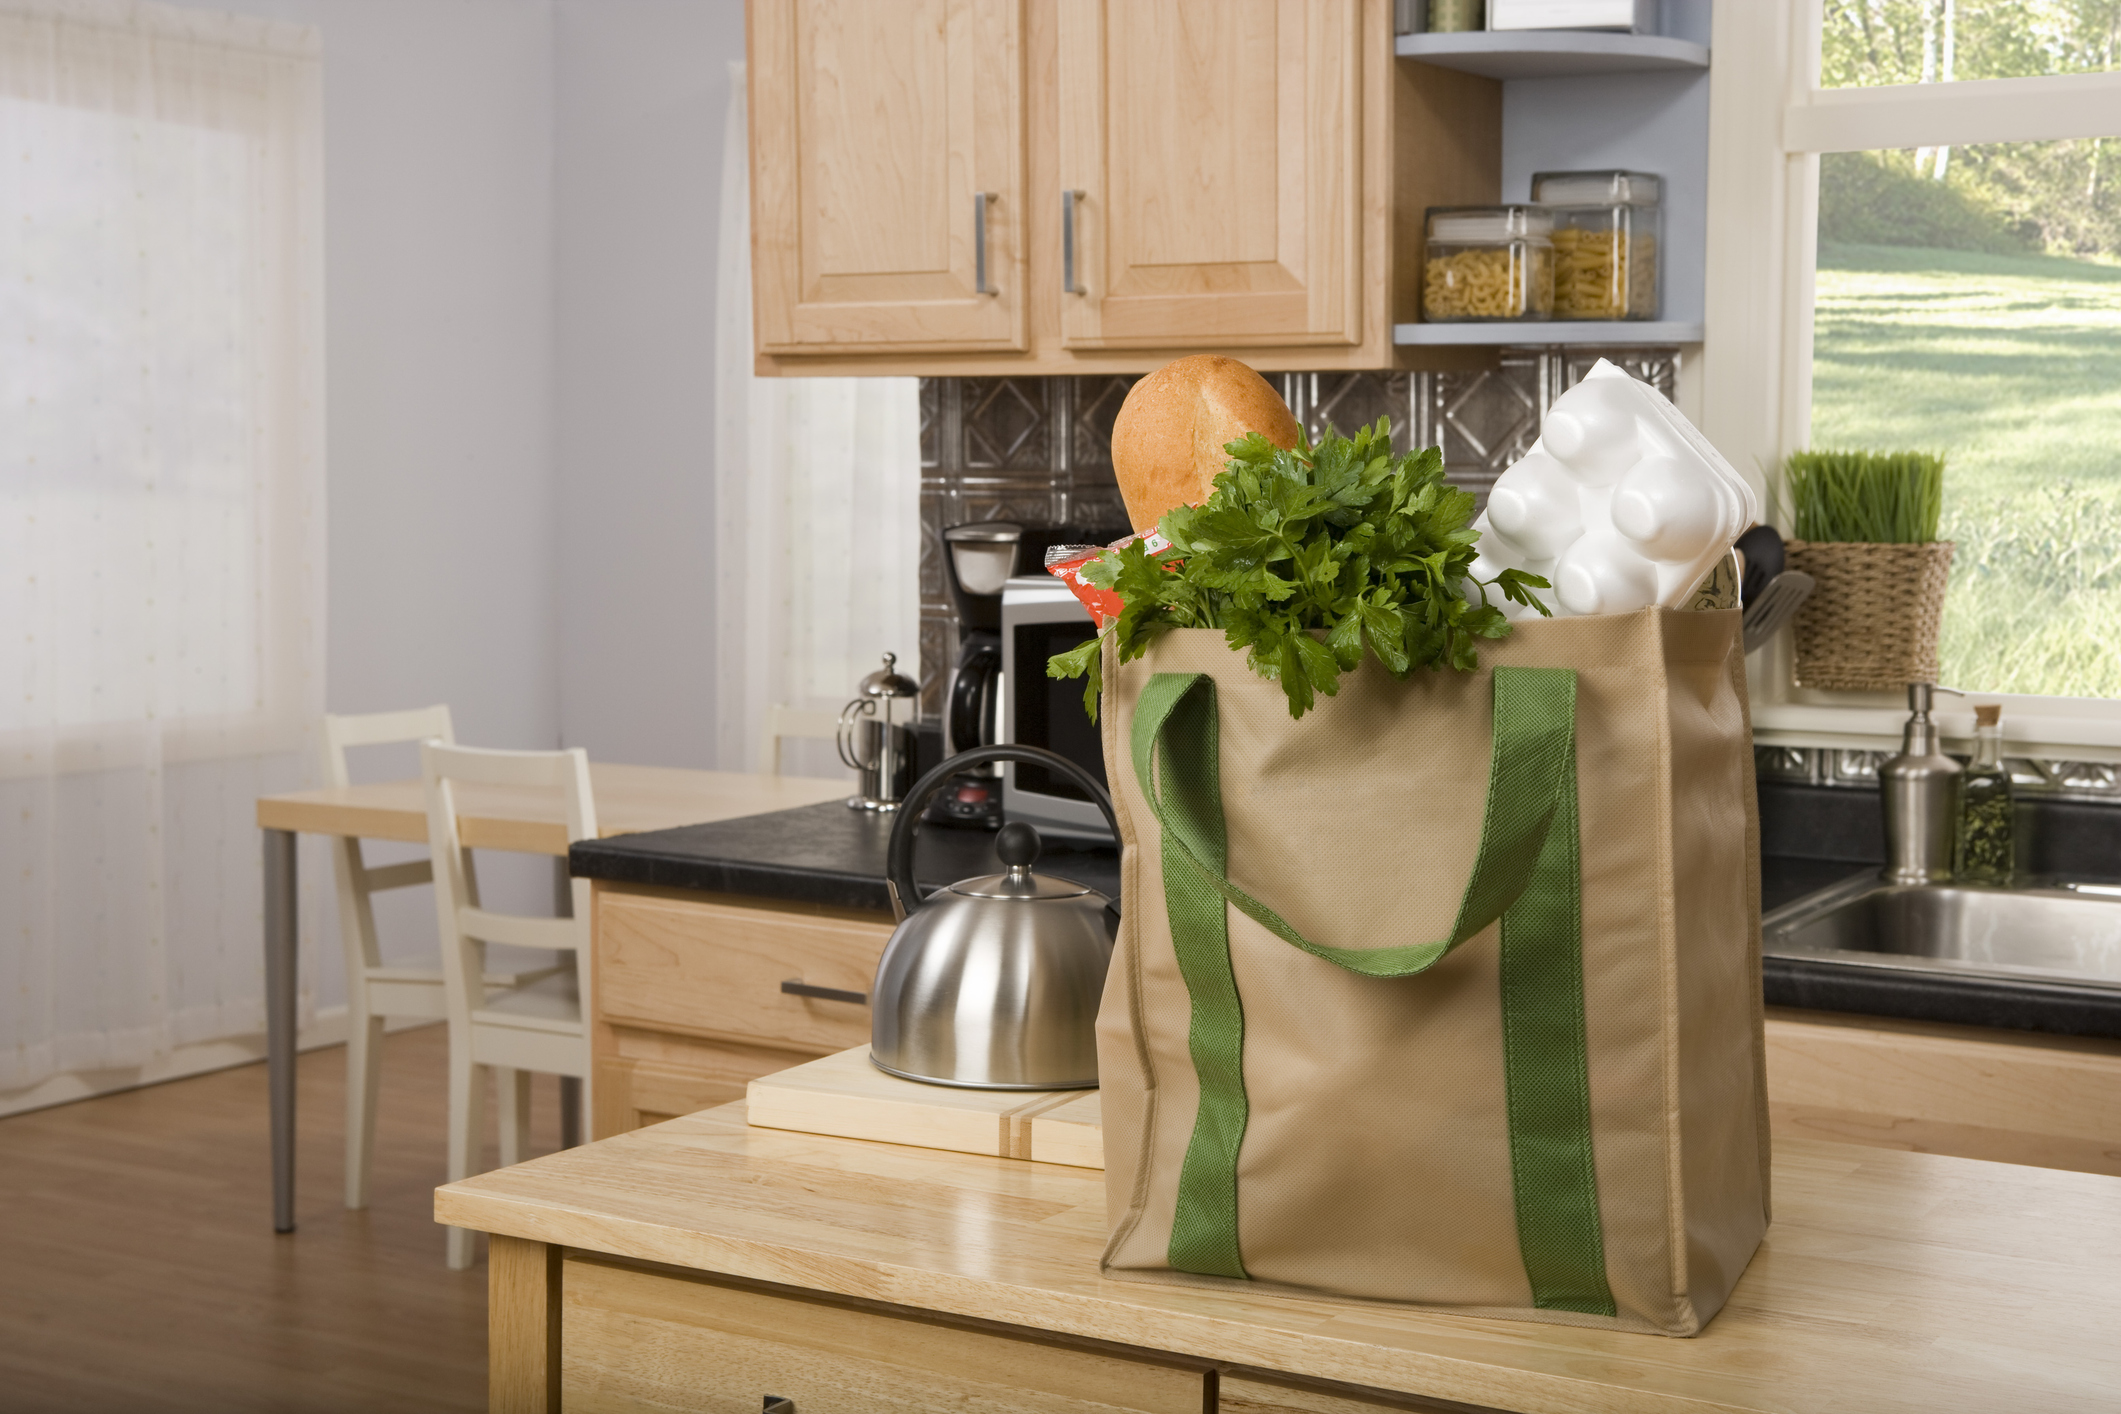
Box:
[1131,673,1249,1280]
[1130,667,1614,1316]
[1495,701,1615,1316]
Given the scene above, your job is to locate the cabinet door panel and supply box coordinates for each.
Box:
[562,1255,1205,1413]
[1058,0,1361,349]
[752,0,1027,354]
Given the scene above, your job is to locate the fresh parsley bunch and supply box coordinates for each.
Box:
[1048,418,1550,720]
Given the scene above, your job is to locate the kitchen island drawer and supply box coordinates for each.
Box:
[561,1255,1207,1413]
[1219,1373,1446,1411]
[595,886,891,1052]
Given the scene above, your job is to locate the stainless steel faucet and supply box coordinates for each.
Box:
[1881,682,1965,885]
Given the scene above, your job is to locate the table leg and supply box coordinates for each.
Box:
[559,1076,582,1149]
[264,826,298,1234]
[490,1235,563,1413]
[552,856,583,1149]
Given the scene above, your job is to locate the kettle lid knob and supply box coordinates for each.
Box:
[996,821,1042,874]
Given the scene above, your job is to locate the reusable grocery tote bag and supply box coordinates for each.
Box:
[1096,607,1769,1336]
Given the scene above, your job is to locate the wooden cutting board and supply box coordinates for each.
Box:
[745,1047,1104,1169]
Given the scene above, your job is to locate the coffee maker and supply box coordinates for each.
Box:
[927,522,1020,829]
[928,520,1128,829]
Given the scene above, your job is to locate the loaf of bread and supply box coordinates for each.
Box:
[1110,355,1301,532]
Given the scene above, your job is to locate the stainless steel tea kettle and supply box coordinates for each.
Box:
[871,745,1120,1090]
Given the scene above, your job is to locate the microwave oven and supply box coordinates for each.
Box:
[999,574,1114,844]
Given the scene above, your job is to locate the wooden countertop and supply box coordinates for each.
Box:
[256,763,849,854]
[435,1102,2121,1413]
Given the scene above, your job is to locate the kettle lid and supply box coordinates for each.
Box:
[948,822,1097,901]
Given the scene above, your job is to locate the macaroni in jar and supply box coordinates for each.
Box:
[1532,171,1663,321]
[1420,207,1555,323]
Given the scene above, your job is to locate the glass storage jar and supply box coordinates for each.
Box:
[1426,0,1484,31]
[1421,206,1554,322]
[1531,170,1662,321]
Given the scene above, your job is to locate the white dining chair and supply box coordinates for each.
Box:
[325,707,563,1211]
[759,704,842,776]
[422,741,597,1270]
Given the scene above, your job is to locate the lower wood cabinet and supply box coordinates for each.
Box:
[560,1255,1208,1413]
[590,883,896,1140]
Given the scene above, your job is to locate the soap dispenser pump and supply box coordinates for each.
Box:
[1881,682,1965,885]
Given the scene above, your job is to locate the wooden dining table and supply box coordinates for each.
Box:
[253,764,850,1233]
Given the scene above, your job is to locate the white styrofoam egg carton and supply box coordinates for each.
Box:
[1469,359,1759,620]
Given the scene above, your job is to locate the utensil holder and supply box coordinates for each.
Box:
[1784,540,1954,692]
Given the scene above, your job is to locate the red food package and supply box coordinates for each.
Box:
[1043,539,1129,629]
[1043,530,1176,629]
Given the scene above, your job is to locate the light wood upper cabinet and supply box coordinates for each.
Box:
[750,0,1027,354]
[1056,0,1361,349]
[749,0,1500,374]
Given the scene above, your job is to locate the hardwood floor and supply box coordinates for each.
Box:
[0,1024,566,1413]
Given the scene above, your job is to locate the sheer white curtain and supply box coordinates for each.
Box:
[0,0,325,1098]
[713,59,922,778]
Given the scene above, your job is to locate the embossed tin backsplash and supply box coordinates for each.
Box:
[1755,745,2121,802]
[917,351,1682,716]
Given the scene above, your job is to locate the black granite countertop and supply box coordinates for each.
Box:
[570,799,1120,913]
[573,789,2121,1041]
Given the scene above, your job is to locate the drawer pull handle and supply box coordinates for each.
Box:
[781,979,867,1006]
[763,1398,795,1414]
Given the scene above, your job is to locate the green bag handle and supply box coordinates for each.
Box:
[1129,666,1615,1317]
[1130,667,1578,979]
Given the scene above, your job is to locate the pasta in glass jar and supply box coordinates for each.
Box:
[1421,207,1555,322]
[1531,171,1662,321]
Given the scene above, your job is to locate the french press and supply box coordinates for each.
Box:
[836,652,920,812]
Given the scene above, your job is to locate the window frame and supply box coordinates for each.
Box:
[1700,0,2121,764]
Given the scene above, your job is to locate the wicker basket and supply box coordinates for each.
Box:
[1784,540,1954,692]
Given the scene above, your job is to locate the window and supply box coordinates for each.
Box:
[1812,139,2121,698]
[0,6,324,761]
[1821,0,2121,88]
[1701,0,2121,756]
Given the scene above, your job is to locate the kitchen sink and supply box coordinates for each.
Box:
[1761,871,2121,993]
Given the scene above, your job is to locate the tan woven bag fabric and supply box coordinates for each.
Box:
[1096,608,1768,1336]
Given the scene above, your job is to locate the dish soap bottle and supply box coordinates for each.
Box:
[1959,704,2014,884]
[1880,682,1963,885]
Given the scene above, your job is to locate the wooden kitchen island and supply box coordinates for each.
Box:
[436,1101,2121,1413]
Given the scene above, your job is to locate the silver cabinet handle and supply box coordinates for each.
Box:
[782,978,868,1006]
[974,191,996,295]
[763,1399,795,1414]
[1062,189,1085,295]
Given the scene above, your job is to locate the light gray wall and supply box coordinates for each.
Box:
[316,0,561,752]
[553,0,747,769]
